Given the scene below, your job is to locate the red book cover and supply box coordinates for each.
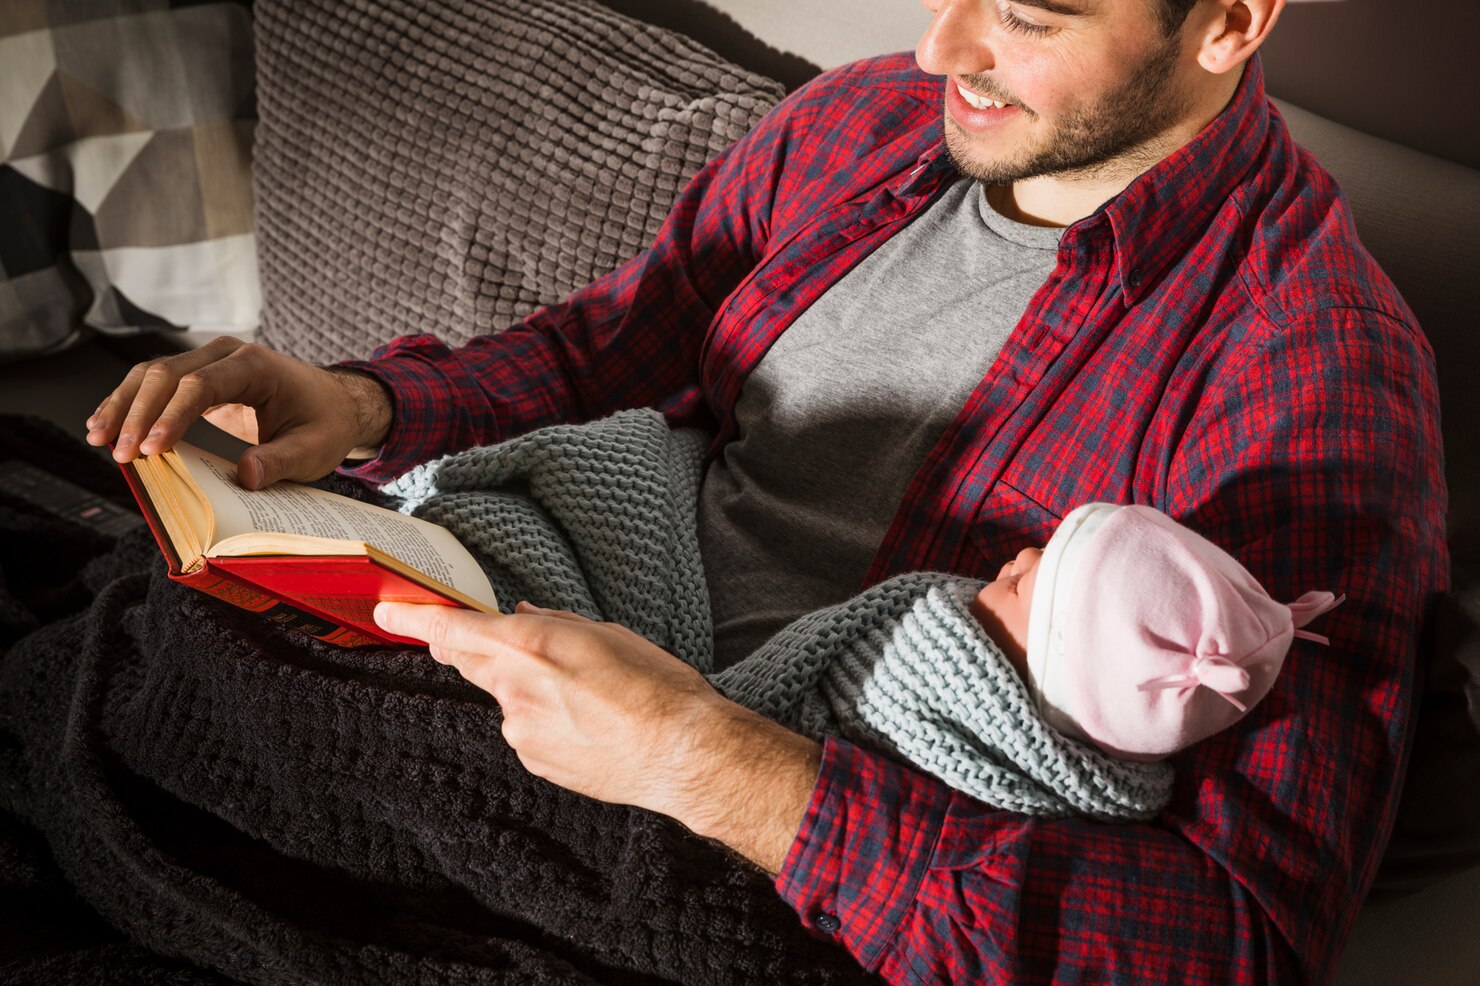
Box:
[114,450,469,648]
[209,555,472,647]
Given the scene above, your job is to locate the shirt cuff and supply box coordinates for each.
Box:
[329,334,473,485]
[775,735,949,973]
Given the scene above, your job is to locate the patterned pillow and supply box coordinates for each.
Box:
[250,0,786,365]
[0,0,258,361]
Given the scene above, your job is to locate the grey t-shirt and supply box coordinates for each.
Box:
[698,179,1064,669]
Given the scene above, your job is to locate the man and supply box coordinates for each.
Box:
[87,0,1448,981]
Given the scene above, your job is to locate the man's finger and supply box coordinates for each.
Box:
[86,361,148,444]
[139,355,272,457]
[374,601,504,653]
[90,336,249,459]
[235,428,336,490]
[377,601,584,668]
[428,641,485,672]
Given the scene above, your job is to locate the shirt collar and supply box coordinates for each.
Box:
[1095,54,1272,307]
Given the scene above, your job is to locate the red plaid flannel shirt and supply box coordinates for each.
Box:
[339,54,1449,985]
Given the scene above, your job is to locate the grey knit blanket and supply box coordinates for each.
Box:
[382,410,1173,822]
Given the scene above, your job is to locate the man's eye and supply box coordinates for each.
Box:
[999,3,1053,36]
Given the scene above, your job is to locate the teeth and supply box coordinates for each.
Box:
[958,83,1006,111]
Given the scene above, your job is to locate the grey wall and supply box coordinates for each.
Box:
[680,0,929,74]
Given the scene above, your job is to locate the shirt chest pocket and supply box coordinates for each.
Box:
[964,438,1139,568]
[964,476,1062,572]
[959,368,1156,569]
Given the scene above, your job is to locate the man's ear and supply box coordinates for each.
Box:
[1191,0,1286,75]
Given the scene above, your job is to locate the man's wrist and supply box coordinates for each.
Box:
[664,699,823,875]
[325,366,393,457]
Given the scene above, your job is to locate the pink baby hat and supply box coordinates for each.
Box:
[1024,503,1342,762]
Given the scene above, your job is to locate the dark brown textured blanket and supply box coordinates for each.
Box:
[0,415,872,985]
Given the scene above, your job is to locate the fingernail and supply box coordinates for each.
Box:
[373,602,395,629]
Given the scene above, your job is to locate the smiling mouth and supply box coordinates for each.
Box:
[956,80,1012,111]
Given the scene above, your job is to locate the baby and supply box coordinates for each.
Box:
[968,503,1342,762]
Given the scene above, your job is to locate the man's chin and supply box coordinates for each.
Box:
[942,124,1040,186]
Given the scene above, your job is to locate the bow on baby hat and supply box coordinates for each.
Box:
[1136,590,1344,713]
[1024,503,1343,763]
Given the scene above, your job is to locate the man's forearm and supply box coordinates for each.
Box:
[667,701,823,875]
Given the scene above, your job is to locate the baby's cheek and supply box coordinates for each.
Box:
[969,584,1028,674]
[968,583,998,627]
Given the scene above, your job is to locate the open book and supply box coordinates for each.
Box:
[117,440,498,647]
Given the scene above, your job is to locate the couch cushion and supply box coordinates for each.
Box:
[250,0,785,366]
[1367,579,1480,897]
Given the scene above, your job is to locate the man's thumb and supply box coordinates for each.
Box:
[241,430,346,490]
[238,447,278,490]
[240,439,301,490]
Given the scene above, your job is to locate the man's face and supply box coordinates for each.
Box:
[917,0,1198,185]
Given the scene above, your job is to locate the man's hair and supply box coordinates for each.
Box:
[1155,0,1199,36]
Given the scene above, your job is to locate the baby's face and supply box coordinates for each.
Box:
[969,547,1042,676]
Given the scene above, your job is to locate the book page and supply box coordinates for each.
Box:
[173,443,498,609]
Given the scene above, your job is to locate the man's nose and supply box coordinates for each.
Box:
[916,0,996,78]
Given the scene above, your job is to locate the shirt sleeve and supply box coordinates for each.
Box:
[328,80,807,485]
[778,305,1449,984]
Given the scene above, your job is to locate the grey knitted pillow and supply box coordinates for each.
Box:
[251,0,785,364]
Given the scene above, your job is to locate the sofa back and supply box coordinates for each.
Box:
[249,0,783,368]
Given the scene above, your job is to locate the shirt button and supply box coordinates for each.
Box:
[1127,269,1143,288]
[815,912,842,934]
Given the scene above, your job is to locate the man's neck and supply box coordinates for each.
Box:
[991,176,1130,228]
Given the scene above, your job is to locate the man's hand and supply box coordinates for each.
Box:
[84,335,393,490]
[374,600,823,874]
